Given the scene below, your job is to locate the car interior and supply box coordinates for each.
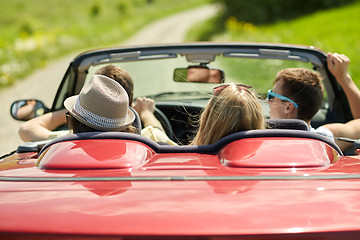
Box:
[10,43,353,153]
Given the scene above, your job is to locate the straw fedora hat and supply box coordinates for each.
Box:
[64,74,135,131]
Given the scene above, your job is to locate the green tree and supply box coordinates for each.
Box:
[214,0,356,24]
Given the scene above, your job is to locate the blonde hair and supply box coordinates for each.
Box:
[191,84,265,145]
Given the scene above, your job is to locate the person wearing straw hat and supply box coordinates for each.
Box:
[19,65,166,141]
[64,74,136,133]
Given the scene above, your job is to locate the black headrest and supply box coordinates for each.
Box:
[266,119,309,131]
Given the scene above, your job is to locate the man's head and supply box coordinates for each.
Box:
[95,65,134,104]
[268,68,324,123]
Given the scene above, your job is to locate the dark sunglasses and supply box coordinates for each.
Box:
[65,112,72,120]
[267,89,298,108]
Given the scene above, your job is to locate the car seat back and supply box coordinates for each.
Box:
[265,119,309,131]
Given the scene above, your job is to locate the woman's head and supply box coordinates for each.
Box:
[191,83,265,145]
[64,75,135,133]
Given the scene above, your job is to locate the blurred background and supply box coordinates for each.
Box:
[0,0,359,154]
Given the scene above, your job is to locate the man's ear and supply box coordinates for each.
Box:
[284,101,296,114]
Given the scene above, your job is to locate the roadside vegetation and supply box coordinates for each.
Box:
[0,0,209,89]
[187,0,360,86]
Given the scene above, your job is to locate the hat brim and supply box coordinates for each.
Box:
[64,95,135,131]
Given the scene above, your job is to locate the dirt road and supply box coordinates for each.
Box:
[0,4,219,155]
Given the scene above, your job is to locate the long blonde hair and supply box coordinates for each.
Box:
[191,84,265,145]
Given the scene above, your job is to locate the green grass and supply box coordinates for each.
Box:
[0,0,209,88]
[188,1,360,86]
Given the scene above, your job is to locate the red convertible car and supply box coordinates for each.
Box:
[1,43,360,239]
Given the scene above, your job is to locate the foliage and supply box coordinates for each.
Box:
[212,0,356,24]
[0,0,209,89]
[188,1,360,86]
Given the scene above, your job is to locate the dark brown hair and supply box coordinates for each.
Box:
[274,68,323,122]
[95,65,134,104]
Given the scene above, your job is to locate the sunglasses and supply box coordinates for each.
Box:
[213,83,254,95]
[65,111,72,121]
[267,89,298,108]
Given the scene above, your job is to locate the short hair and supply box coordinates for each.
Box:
[95,65,134,104]
[191,84,265,145]
[274,68,323,122]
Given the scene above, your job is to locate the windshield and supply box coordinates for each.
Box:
[86,54,314,101]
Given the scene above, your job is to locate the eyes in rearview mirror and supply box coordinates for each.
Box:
[173,66,225,83]
[10,99,49,121]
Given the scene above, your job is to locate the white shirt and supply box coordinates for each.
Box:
[310,125,335,142]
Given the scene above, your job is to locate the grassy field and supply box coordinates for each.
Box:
[188,1,360,86]
[0,0,209,88]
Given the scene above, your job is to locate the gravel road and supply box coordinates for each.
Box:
[0,4,219,155]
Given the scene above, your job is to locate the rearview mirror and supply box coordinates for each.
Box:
[173,66,224,83]
[10,99,49,121]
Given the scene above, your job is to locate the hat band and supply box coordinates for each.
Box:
[74,98,127,128]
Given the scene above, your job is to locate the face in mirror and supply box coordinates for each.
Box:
[10,99,48,121]
[173,66,224,83]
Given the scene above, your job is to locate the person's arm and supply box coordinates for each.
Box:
[324,119,360,152]
[327,52,360,118]
[18,109,67,142]
[323,53,360,152]
[132,97,165,132]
